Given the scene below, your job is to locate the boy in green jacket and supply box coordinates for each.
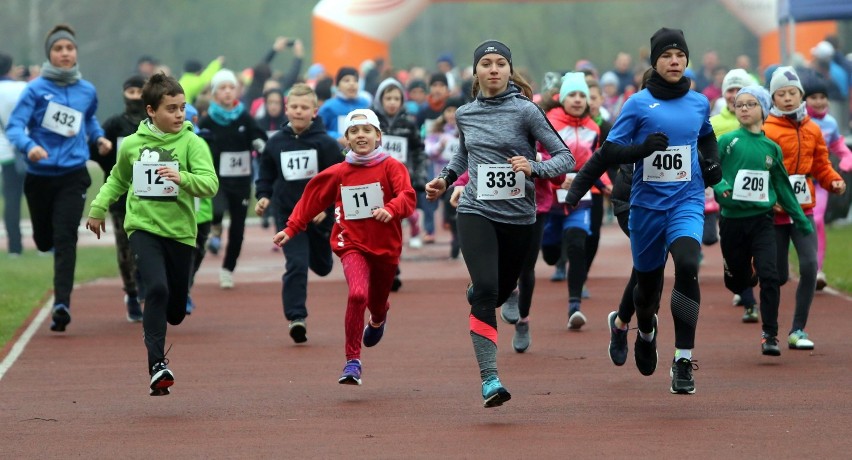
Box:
[86,73,219,396]
[713,85,812,357]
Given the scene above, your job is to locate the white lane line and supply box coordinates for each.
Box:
[0,297,53,382]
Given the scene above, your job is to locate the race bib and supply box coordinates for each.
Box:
[441,138,460,162]
[732,169,769,202]
[280,149,318,181]
[476,163,525,200]
[41,101,82,137]
[383,135,408,163]
[133,161,180,197]
[557,173,591,203]
[789,174,812,204]
[341,182,384,220]
[219,150,251,177]
[643,145,691,182]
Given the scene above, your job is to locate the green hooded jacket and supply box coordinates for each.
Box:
[89,120,219,246]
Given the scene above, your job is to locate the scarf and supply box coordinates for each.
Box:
[146,119,166,138]
[40,61,81,86]
[644,71,690,100]
[806,104,828,120]
[208,101,245,126]
[770,102,807,123]
[345,146,390,167]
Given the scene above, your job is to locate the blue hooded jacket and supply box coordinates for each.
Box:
[6,76,104,176]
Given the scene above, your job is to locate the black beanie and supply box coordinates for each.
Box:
[335,66,359,86]
[649,27,689,68]
[473,40,512,73]
[123,74,146,90]
[407,79,427,93]
[803,76,829,98]
[444,96,464,110]
[429,72,449,87]
[184,59,202,73]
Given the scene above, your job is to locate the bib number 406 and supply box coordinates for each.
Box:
[651,153,682,170]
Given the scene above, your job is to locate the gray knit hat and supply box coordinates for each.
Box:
[768,66,804,97]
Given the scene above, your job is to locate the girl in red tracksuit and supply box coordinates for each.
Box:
[273,109,416,386]
[539,72,611,330]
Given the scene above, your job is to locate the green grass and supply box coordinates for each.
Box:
[821,224,852,293]
[0,246,118,347]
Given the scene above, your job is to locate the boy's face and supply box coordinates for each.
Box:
[381,88,403,116]
[772,86,802,112]
[284,94,318,132]
[147,93,186,134]
[429,82,449,100]
[408,87,426,103]
[734,94,762,127]
[345,117,381,155]
[338,75,359,99]
[214,82,238,106]
[587,86,602,115]
[655,49,687,84]
[562,91,587,118]
[805,93,829,113]
[124,87,143,100]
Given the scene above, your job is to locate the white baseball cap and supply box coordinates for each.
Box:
[343,109,381,133]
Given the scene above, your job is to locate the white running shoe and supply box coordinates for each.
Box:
[219,269,234,289]
[409,236,423,249]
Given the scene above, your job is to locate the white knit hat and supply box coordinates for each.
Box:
[211,69,238,93]
[769,66,804,97]
[722,69,756,93]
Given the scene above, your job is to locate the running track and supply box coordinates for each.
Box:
[1,220,851,458]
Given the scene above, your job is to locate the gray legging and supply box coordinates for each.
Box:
[775,216,818,333]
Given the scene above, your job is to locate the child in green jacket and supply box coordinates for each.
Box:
[86,73,218,396]
[713,85,812,357]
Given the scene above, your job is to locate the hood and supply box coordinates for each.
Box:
[137,120,195,141]
[281,117,329,137]
[475,82,521,104]
[372,77,406,118]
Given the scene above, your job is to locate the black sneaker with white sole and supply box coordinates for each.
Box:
[149,360,174,396]
[670,358,698,394]
[289,318,307,344]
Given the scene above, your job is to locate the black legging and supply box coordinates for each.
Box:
[517,213,547,319]
[633,237,701,349]
[211,179,251,272]
[458,213,534,328]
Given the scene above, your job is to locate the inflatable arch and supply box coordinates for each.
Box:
[312,0,837,75]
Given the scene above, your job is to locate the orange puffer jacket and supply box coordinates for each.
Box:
[763,113,842,214]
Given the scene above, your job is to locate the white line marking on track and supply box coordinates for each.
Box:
[0,297,53,382]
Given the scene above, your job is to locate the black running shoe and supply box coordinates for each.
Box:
[289,318,307,344]
[761,334,781,356]
[634,328,657,376]
[608,311,628,366]
[149,360,174,396]
[670,358,698,394]
[50,304,71,332]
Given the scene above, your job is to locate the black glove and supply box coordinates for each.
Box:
[639,132,669,157]
[702,161,722,187]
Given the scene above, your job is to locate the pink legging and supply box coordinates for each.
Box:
[406,209,421,237]
[814,184,828,270]
[341,252,396,360]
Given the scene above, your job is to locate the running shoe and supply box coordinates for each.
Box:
[408,236,423,249]
[289,318,307,344]
[481,375,511,408]
[550,266,566,282]
[149,360,174,396]
[608,311,628,366]
[670,358,698,395]
[567,302,586,330]
[634,327,657,376]
[500,289,520,324]
[788,330,814,350]
[512,321,530,353]
[742,306,759,323]
[207,236,221,255]
[761,334,781,356]
[338,359,362,385]
[362,318,385,347]
[50,304,71,332]
[219,268,234,289]
[185,295,194,315]
[816,271,827,291]
[125,295,143,322]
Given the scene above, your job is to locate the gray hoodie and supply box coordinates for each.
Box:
[445,84,574,225]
